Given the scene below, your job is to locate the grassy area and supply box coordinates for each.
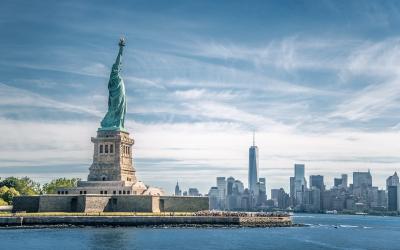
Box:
[0,212,195,217]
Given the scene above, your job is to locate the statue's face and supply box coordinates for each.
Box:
[112,63,121,71]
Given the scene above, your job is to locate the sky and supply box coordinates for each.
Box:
[1,0,400,195]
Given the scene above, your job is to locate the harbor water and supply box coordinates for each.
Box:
[1,213,399,250]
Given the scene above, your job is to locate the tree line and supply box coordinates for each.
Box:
[0,177,80,205]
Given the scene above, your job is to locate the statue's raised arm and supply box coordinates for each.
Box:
[114,38,125,67]
[99,38,127,131]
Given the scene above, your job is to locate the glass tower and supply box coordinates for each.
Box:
[248,133,259,193]
[294,164,306,205]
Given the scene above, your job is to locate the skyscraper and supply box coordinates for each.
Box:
[387,172,400,212]
[341,174,348,188]
[353,171,372,188]
[334,178,342,187]
[388,185,398,211]
[277,188,290,209]
[256,177,267,205]
[398,186,400,212]
[294,164,306,206]
[174,182,181,196]
[334,174,348,189]
[295,164,305,181]
[258,178,266,194]
[188,188,200,196]
[294,164,306,204]
[309,175,324,210]
[310,175,324,191]
[208,187,219,210]
[248,133,259,193]
[226,177,237,210]
[289,176,295,204]
[271,189,280,202]
[305,187,321,212]
[234,180,244,194]
[217,177,227,209]
[227,177,235,196]
[272,188,289,209]
[386,172,399,189]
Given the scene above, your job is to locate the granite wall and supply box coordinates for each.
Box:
[12,196,40,213]
[38,196,77,212]
[82,196,111,213]
[12,195,208,213]
[160,196,209,212]
[106,195,157,212]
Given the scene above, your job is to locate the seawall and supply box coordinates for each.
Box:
[12,195,209,213]
[0,215,292,227]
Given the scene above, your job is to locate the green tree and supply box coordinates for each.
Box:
[42,178,80,194]
[0,198,8,206]
[2,188,20,204]
[0,177,40,195]
[0,186,9,197]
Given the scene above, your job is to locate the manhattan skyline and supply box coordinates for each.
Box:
[2,1,400,193]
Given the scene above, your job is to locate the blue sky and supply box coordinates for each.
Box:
[1,0,400,194]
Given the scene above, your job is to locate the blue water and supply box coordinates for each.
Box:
[1,214,399,250]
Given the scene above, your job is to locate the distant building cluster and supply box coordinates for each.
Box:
[285,166,400,214]
[174,182,201,197]
[207,135,268,210]
[195,134,400,214]
[208,176,267,210]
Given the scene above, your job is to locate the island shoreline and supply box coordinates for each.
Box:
[0,215,294,228]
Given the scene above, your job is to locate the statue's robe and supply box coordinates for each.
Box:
[100,46,127,130]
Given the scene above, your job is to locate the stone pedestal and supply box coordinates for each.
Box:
[88,130,136,184]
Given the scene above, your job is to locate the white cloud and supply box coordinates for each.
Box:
[0,112,399,193]
[0,83,102,117]
[345,38,400,77]
[125,76,166,90]
[174,88,238,101]
[330,80,400,121]
[81,63,108,77]
[331,38,400,121]
[186,37,348,71]
[1,61,109,78]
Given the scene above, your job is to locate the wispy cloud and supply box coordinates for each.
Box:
[174,88,238,101]
[182,37,351,71]
[331,38,400,121]
[330,80,400,121]
[344,38,400,77]
[0,83,102,117]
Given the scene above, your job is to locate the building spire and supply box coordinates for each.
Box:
[253,131,255,146]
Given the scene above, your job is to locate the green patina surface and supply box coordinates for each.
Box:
[99,38,127,131]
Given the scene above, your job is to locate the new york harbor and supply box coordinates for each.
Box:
[1,1,400,250]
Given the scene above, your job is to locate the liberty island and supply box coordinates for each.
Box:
[10,39,208,214]
[3,39,291,228]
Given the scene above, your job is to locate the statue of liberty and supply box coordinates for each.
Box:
[100,38,127,131]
